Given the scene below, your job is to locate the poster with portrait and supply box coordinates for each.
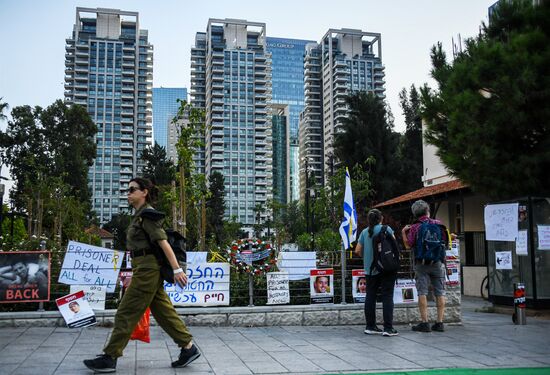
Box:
[352,269,366,303]
[0,251,50,303]
[310,268,334,304]
[56,290,97,328]
[393,279,418,304]
[445,259,460,286]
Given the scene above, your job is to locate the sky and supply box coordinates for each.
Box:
[0,0,496,191]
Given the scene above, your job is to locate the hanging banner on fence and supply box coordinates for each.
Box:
[495,251,513,270]
[516,230,528,256]
[70,285,106,310]
[484,203,519,242]
[352,269,366,304]
[537,225,550,250]
[277,251,317,281]
[310,269,334,304]
[267,272,290,305]
[164,263,229,306]
[393,279,418,304]
[445,259,460,286]
[56,290,97,328]
[0,251,50,303]
[58,241,124,293]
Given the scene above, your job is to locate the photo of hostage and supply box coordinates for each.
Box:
[313,275,330,294]
[83,177,200,373]
[356,276,367,294]
[0,255,49,301]
[402,199,452,333]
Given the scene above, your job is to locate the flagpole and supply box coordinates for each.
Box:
[341,242,347,305]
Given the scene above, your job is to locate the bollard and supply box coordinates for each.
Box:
[513,282,526,325]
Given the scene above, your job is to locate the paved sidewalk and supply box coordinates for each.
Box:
[1,298,550,375]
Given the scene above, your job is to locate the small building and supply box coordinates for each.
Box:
[85,226,115,249]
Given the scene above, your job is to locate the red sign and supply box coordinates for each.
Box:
[0,251,51,303]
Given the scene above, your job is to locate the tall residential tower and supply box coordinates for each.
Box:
[64,8,153,223]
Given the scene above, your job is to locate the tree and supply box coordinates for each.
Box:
[206,171,225,244]
[141,142,176,186]
[0,98,7,121]
[396,85,423,195]
[421,0,550,199]
[333,92,401,204]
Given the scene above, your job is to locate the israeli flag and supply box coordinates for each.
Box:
[339,168,357,249]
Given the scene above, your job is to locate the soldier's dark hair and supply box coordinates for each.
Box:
[129,177,158,203]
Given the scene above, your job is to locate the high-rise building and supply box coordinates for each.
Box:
[64,8,153,223]
[267,37,314,202]
[299,29,384,198]
[153,87,187,150]
[271,105,290,204]
[191,19,273,228]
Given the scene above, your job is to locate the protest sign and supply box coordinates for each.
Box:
[537,225,550,250]
[277,251,316,281]
[310,268,334,304]
[58,241,124,292]
[0,251,50,303]
[267,272,290,305]
[484,203,519,241]
[70,284,106,310]
[164,263,229,306]
[495,251,513,270]
[352,269,366,304]
[447,239,460,258]
[516,230,528,256]
[56,290,97,328]
[393,279,418,304]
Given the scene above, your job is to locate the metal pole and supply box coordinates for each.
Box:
[38,239,46,312]
[341,243,347,304]
[248,273,254,307]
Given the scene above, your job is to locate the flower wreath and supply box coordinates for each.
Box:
[226,238,277,275]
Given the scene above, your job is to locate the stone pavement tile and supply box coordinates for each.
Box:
[0,348,34,364]
[531,356,550,365]
[299,353,357,372]
[293,345,327,354]
[0,364,19,374]
[11,365,58,375]
[366,353,422,370]
[436,356,485,368]
[23,349,68,364]
[243,359,289,373]
[68,343,104,355]
[41,332,79,347]
[208,364,253,375]
[136,347,172,361]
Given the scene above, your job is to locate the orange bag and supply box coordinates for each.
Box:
[130,308,150,343]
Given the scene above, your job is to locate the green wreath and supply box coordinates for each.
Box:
[226,238,277,275]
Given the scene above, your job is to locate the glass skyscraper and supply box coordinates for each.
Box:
[152,87,187,149]
[267,37,314,202]
[64,8,153,223]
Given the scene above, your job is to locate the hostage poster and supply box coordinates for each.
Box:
[0,251,50,303]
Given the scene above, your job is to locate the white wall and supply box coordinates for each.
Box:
[421,120,454,187]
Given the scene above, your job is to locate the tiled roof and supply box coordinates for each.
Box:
[374,179,468,208]
[85,225,115,239]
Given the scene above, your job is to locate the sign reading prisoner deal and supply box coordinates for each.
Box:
[164,263,229,306]
[352,269,366,304]
[0,251,50,303]
[484,203,519,242]
[56,290,97,328]
[59,241,124,293]
[267,272,290,305]
[310,268,334,304]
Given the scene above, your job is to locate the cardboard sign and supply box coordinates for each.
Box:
[56,290,97,328]
[70,285,106,310]
[484,203,519,242]
[352,269,366,304]
[164,263,230,306]
[0,251,50,303]
[310,269,334,304]
[267,272,290,305]
[59,241,124,292]
[393,279,418,304]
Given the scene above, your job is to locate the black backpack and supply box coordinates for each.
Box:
[139,208,187,284]
[370,225,400,274]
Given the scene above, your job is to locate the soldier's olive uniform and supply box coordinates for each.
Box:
[103,204,193,358]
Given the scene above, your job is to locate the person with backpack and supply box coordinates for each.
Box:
[354,209,400,337]
[402,199,449,333]
[84,177,200,373]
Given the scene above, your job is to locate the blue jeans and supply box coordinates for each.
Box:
[365,272,397,330]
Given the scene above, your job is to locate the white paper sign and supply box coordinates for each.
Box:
[484,203,519,241]
[186,251,208,265]
[393,279,418,304]
[267,272,290,305]
[495,251,513,270]
[447,240,460,258]
[59,241,124,292]
[277,251,317,281]
[516,230,528,256]
[70,285,106,310]
[165,263,229,306]
[537,225,550,250]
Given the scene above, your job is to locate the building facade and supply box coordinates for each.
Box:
[152,87,187,149]
[271,105,290,204]
[299,29,385,199]
[191,19,273,227]
[267,37,314,202]
[64,7,153,223]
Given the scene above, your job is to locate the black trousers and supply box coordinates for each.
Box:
[365,271,397,330]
